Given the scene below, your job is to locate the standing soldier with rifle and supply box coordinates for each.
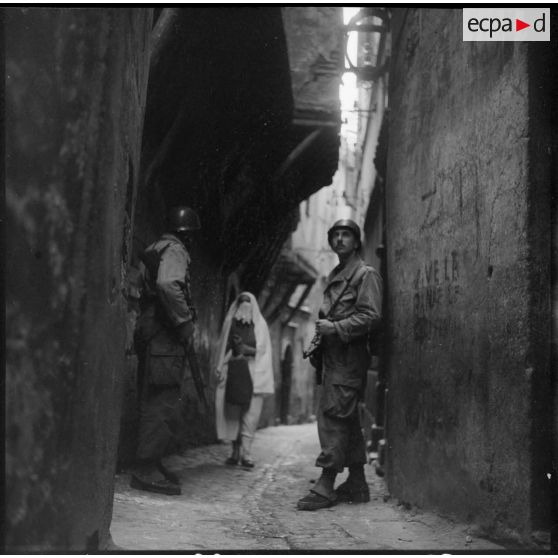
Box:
[131,205,204,496]
[298,219,382,510]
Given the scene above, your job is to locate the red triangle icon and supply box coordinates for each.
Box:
[516,19,530,31]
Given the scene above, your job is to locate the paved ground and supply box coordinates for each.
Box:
[111,422,509,552]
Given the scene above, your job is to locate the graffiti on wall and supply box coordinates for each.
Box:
[413,250,461,341]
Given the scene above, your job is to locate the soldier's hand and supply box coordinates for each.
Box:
[177,320,195,348]
[316,319,336,337]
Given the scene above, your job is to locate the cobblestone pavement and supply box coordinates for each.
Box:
[111,423,507,552]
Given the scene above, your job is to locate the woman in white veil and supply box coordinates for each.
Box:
[214,292,274,467]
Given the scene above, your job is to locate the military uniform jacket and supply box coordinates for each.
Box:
[320,253,382,390]
[142,233,194,327]
[136,233,194,385]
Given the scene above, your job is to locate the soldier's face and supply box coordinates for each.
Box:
[330,229,358,256]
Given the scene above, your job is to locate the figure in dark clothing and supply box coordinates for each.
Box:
[130,206,201,496]
[297,219,383,510]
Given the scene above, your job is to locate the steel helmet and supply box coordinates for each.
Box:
[167,206,201,232]
[327,219,361,248]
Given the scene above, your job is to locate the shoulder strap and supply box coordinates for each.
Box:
[158,241,173,259]
[140,241,173,284]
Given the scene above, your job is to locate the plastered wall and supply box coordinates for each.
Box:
[385,8,552,540]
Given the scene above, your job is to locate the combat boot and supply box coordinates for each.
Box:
[297,468,337,511]
[335,464,370,503]
[130,461,181,496]
[157,461,181,485]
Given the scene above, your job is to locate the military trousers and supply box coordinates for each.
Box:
[135,339,183,463]
[136,384,182,462]
[315,375,366,473]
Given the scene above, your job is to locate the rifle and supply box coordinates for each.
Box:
[303,328,324,385]
[183,346,210,413]
[303,265,361,384]
[303,330,322,360]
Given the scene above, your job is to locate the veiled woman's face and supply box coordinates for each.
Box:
[234,295,253,324]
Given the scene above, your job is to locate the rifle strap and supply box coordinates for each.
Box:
[326,263,362,319]
[152,241,173,276]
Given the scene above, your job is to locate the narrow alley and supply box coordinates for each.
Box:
[111,423,504,552]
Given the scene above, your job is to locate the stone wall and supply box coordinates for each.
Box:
[5,8,152,550]
[385,8,553,540]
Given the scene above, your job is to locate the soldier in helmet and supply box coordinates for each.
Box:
[130,205,201,495]
[297,219,383,510]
